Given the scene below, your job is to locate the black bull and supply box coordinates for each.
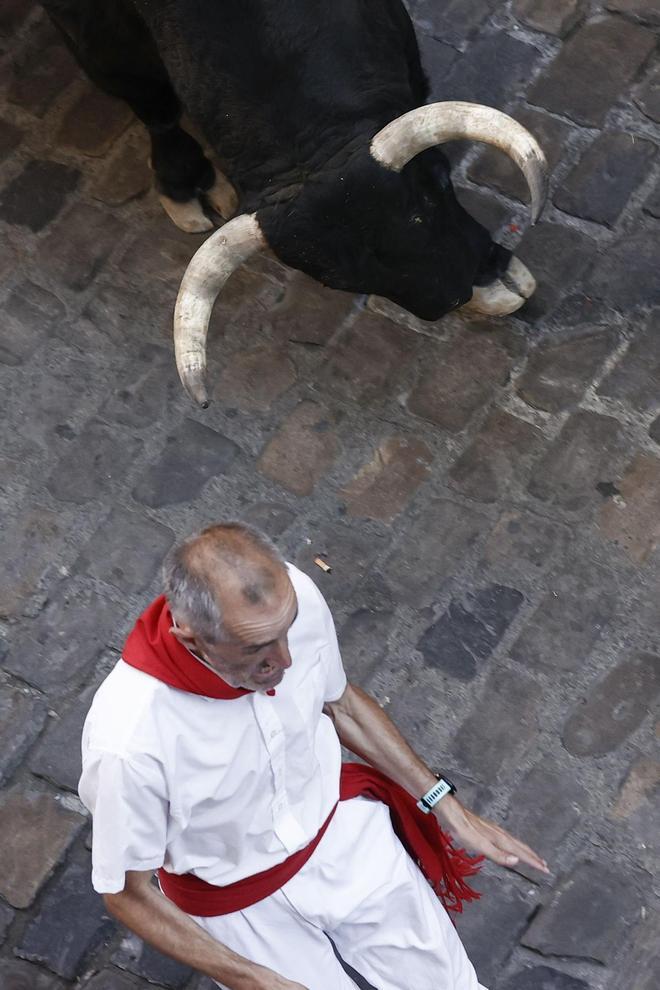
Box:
[42,0,548,406]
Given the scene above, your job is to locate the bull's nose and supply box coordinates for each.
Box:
[460,256,536,317]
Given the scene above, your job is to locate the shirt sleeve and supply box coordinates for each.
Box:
[78,748,169,894]
[314,584,348,703]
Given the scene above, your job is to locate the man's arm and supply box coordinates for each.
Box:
[104,870,307,990]
[325,682,549,874]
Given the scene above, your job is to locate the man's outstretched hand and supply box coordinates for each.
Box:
[435,796,550,874]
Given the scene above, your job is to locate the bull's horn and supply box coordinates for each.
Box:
[370,102,548,223]
[174,213,266,407]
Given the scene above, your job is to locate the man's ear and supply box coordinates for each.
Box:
[170,624,197,650]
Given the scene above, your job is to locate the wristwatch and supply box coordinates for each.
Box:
[416,773,457,814]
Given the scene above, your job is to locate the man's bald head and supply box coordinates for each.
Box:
[163,522,287,645]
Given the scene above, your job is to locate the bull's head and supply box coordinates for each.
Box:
[174,102,547,406]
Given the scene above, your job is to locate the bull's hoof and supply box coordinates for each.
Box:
[158,193,214,233]
[461,256,536,317]
[202,168,239,220]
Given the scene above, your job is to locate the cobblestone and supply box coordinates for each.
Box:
[258,401,339,496]
[0,787,84,909]
[92,133,152,206]
[337,608,395,681]
[516,223,596,322]
[512,0,584,36]
[57,88,132,157]
[74,507,174,593]
[586,228,660,311]
[598,314,660,412]
[47,420,143,505]
[215,346,297,411]
[83,971,137,990]
[413,0,496,49]
[516,329,616,413]
[0,161,80,232]
[528,17,656,127]
[501,966,590,990]
[30,684,97,791]
[481,511,568,575]
[562,652,660,756]
[0,281,66,367]
[444,32,540,109]
[606,0,660,25]
[599,453,660,562]
[0,959,64,989]
[1,508,63,619]
[449,408,545,502]
[8,22,79,117]
[113,934,192,989]
[634,62,660,122]
[0,117,23,162]
[340,435,433,522]
[294,522,388,604]
[0,683,47,784]
[322,312,416,405]
[37,204,125,292]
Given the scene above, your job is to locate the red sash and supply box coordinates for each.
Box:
[124,596,482,916]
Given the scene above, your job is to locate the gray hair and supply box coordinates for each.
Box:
[162,521,285,644]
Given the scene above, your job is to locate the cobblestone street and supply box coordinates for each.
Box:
[1,1,659,988]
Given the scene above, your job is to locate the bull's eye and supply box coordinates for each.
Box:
[411,215,423,224]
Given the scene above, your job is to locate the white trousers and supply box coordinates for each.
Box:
[192,797,486,990]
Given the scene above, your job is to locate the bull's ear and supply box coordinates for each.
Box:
[371,102,548,224]
[173,214,267,407]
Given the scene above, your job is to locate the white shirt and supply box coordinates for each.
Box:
[78,564,347,895]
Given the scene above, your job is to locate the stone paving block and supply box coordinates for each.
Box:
[322,311,416,405]
[383,499,488,607]
[413,0,496,48]
[516,329,616,413]
[513,0,584,36]
[0,786,83,908]
[338,608,395,681]
[30,684,98,792]
[527,411,627,512]
[454,185,512,234]
[0,959,64,989]
[74,506,174,592]
[634,62,660,122]
[8,22,79,116]
[340,436,433,522]
[215,345,297,411]
[481,511,568,575]
[586,228,660,311]
[0,900,14,944]
[611,757,660,820]
[417,583,523,680]
[650,414,660,444]
[599,453,660,563]
[0,117,23,162]
[133,418,240,507]
[606,0,660,25]
[47,420,143,504]
[17,860,116,980]
[562,652,660,756]
[522,860,643,963]
[57,87,132,157]
[555,133,656,227]
[5,585,120,691]
[0,160,80,232]
[37,205,125,292]
[510,565,614,671]
[101,346,177,428]
[407,333,512,432]
[643,177,660,218]
[444,32,540,109]
[258,401,339,496]
[616,911,660,990]
[1,507,63,619]
[500,966,590,990]
[240,501,295,537]
[0,0,34,36]
[267,272,353,346]
[598,314,660,412]
[610,758,660,872]
[528,17,656,127]
[85,282,177,348]
[516,223,596,322]
[0,683,47,784]
[294,522,388,603]
[0,280,66,367]
[452,667,541,779]
[83,970,137,990]
[503,764,589,881]
[449,408,545,503]
[119,224,211,288]
[113,933,193,988]
[93,132,152,206]
[454,874,537,988]
[417,35,457,98]
[468,108,571,204]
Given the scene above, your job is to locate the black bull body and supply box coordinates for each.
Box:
[42,0,548,406]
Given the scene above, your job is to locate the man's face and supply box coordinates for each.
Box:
[173,571,299,693]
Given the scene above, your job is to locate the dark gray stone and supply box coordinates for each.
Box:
[481,511,568,575]
[500,966,590,990]
[616,913,660,990]
[517,329,616,412]
[528,411,627,512]
[650,414,660,445]
[0,0,34,37]
[449,408,546,503]
[510,566,614,671]
[0,117,23,161]
[0,683,47,784]
[528,17,656,127]
[74,507,174,593]
[241,501,296,538]
[1,507,64,620]
[455,875,537,988]
[444,32,540,109]
[522,860,643,963]
[0,281,66,366]
[112,933,192,988]
[5,584,122,690]
[0,959,64,989]
[133,418,240,508]
[322,311,416,405]
[0,899,14,944]
[516,223,597,322]
[0,160,80,232]
[555,132,656,226]
[562,652,660,757]
[30,682,98,791]
[100,346,177,429]
[294,523,388,604]
[418,35,457,98]
[598,314,660,412]
[17,860,116,980]
[586,229,660,311]
[413,0,496,48]
[452,667,541,779]
[57,87,132,157]
[644,177,660,219]
[85,282,177,349]
[338,608,395,681]
[513,0,584,36]
[606,0,660,26]
[8,21,79,116]
[634,62,660,122]
[47,420,143,504]
[83,970,137,990]
[454,185,511,233]
[37,204,125,292]
[417,584,523,681]
[383,499,488,607]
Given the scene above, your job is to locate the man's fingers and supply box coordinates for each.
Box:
[492,831,549,873]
